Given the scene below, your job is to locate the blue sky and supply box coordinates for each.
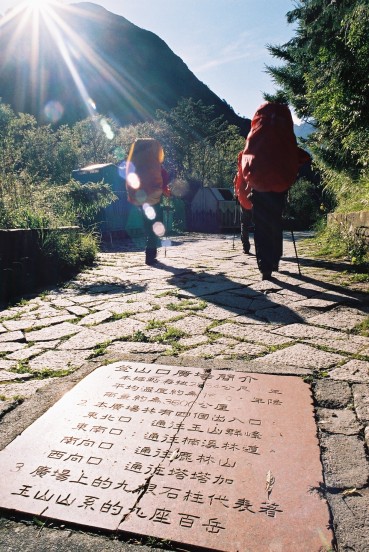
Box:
[1,0,298,121]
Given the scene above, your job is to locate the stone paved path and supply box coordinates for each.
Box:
[0,232,368,552]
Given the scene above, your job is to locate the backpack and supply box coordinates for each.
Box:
[126,138,164,205]
[242,102,309,193]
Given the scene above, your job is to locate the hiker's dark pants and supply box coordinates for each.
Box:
[240,206,252,252]
[142,202,163,252]
[252,190,287,274]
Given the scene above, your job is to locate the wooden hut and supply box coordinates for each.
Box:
[190,187,239,232]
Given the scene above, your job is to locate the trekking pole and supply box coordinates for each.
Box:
[163,203,171,258]
[232,199,238,250]
[290,228,301,276]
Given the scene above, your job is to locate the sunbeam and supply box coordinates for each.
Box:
[0,1,160,124]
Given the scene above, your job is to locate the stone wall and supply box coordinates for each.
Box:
[0,227,79,302]
[327,211,369,245]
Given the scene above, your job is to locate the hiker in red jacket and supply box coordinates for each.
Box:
[234,151,253,254]
[126,138,171,265]
[241,102,311,280]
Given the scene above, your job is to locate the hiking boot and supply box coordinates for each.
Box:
[145,248,157,265]
[261,272,272,281]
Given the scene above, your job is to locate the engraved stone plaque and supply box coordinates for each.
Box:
[0,362,333,551]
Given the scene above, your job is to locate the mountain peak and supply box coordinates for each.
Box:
[0,2,250,133]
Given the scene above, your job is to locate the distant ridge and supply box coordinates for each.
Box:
[0,2,250,134]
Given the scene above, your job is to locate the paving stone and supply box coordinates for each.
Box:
[254,343,344,370]
[352,384,369,423]
[365,426,369,448]
[327,490,369,552]
[329,359,369,383]
[178,335,209,347]
[25,322,83,342]
[320,433,369,489]
[273,323,369,354]
[77,309,113,326]
[0,362,333,551]
[0,370,31,382]
[0,323,6,333]
[97,318,146,339]
[32,314,79,328]
[7,340,61,360]
[168,315,212,336]
[197,304,243,320]
[58,328,112,350]
[5,346,44,361]
[65,305,90,316]
[30,305,67,318]
[230,313,266,325]
[133,309,182,323]
[266,289,308,304]
[0,359,18,371]
[0,379,51,399]
[254,306,303,324]
[49,297,76,308]
[94,301,154,315]
[313,380,352,408]
[105,341,168,356]
[1,319,38,331]
[28,349,90,372]
[179,340,234,358]
[316,408,362,435]
[0,342,27,353]
[225,341,268,356]
[209,323,292,346]
[308,307,368,330]
[202,292,254,311]
[0,331,24,343]
[294,297,338,310]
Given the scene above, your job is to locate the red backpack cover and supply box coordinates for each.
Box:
[234,151,252,210]
[241,102,310,193]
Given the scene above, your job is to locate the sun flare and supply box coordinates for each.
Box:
[23,0,54,10]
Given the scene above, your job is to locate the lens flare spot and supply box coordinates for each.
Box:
[127,172,140,190]
[135,190,147,204]
[118,160,127,179]
[153,221,165,237]
[43,100,64,123]
[87,98,96,111]
[143,204,156,221]
[100,118,114,140]
[171,178,189,198]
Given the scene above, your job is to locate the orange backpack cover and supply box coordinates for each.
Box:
[126,138,165,205]
[241,102,310,193]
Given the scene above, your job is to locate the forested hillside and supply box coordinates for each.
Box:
[0,2,250,135]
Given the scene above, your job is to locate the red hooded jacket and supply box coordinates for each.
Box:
[241,102,311,193]
[234,151,252,210]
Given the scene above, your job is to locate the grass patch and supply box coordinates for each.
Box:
[110,312,131,321]
[351,316,369,337]
[167,299,207,312]
[156,326,186,343]
[145,319,167,330]
[155,290,179,298]
[88,341,111,358]
[131,330,150,342]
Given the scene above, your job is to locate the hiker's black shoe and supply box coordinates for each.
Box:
[262,272,272,281]
[145,248,157,265]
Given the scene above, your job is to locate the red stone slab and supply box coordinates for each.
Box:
[118,368,333,551]
[0,362,333,551]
